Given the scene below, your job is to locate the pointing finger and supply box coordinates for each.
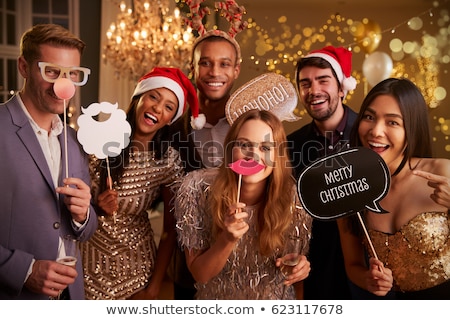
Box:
[412,170,445,183]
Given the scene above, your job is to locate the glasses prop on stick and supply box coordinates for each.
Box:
[45,61,90,180]
[77,102,132,224]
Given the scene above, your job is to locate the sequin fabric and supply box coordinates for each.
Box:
[81,148,183,299]
[175,168,312,299]
[366,211,450,292]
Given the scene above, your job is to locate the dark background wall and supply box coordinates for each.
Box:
[79,0,101,107]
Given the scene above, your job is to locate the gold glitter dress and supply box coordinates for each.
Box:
[175,168,312,300]
[81,148,183,300]
[366,211,450,298]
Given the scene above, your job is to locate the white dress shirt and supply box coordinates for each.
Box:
[192,117,230,168]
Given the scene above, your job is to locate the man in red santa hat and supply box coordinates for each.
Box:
[287,46,363,300]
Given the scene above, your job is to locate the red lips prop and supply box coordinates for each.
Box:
[229,159,265,205]
[228,159,265,175]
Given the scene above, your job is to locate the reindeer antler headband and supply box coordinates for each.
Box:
[185,0,248,63]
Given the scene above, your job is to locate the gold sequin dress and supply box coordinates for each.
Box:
[81,148,183,300]
[366,211,450,298]
[175,168,312,300]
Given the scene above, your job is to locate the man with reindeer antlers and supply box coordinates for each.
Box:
[168,0,247,299]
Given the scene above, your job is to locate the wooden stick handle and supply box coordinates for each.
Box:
[106,157,116,224]
[236,174,242,203]
[106,157,112,190]
[356,211,379,260]
[235,174,242,214]
[63,101,69,181]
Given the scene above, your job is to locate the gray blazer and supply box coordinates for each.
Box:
[0,95,97,299]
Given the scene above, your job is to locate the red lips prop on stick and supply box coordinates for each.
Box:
[54,78,76,180]
[228,159,265,204]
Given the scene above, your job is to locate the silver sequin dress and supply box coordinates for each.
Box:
[81,148,183,300]
[175,168,312,300]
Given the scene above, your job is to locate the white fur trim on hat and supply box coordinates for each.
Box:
[306,52,344,83]
[343,77,357,92]
[190,113,206,130]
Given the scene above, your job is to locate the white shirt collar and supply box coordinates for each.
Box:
[17,93,64,136]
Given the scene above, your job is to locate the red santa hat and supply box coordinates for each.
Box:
[132,67,205,129]
[305,46,357,97]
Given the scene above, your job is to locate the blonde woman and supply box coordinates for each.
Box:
[175,110,312,299]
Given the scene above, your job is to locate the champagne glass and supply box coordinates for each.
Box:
[51,235,78,299]
[280,233,302,299]
[280,235,302,278]
[56,235,78,268]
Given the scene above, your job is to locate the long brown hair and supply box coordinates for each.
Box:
[209,110,295,256]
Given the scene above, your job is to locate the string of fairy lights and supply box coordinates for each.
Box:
[239,1,448,84]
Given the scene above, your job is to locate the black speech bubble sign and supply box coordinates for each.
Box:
[297,147,390,220]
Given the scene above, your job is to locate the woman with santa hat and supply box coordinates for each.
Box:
[81,67,204,299]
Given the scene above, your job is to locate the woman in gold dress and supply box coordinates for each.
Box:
[338,78,450,299]
[81,67,201,299]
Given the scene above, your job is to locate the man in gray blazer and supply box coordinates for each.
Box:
[0,24,97,299]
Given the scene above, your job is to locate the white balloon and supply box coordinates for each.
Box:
[362,52,393,87]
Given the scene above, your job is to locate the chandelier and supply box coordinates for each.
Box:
[103,0,194,80]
